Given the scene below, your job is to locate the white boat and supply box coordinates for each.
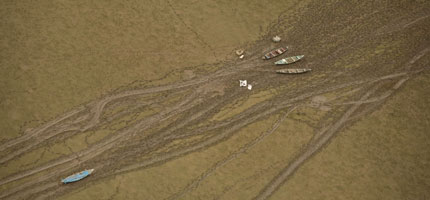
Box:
[274,55,304,65]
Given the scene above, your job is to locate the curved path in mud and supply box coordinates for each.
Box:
[1,1,429,199]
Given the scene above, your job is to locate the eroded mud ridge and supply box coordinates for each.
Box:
[1,1,429,199]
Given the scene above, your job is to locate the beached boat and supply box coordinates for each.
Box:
[61,169,94,184]
[262,47,288,60]
[276,68,312,74]
[274,55,304,65]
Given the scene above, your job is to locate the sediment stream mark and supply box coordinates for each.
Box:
[167,107,297,200]
[251,49,428,200]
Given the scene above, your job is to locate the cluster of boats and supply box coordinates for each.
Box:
[262,47,311,74]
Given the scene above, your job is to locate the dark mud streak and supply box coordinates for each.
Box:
[253,84,384,200]
[0,62,420,200]
[0,90,200,188]
[252,48,429,200]
[167,107,296,200]
[33,70,415,200]
[2,65,416,200]
[1,2,429,199]
[0,89,184,164]
[0,106,86,152]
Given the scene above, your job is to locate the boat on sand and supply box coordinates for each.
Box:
[274,55,304,65]
[262,47,288,60]
[276,68,311,74]
[61,169,94,184]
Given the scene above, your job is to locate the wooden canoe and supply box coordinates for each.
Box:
[262,47,288,60]
[276,68,312,74]
[274,55,304,65]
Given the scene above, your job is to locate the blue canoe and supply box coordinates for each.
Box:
[61,169,94,184]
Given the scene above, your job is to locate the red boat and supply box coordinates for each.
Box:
[262,47,288,60]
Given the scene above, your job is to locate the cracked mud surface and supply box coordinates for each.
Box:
[1,1,430,200]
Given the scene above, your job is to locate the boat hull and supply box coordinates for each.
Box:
[276,68,311,74]
[62,169,94,184]
[274,55,304,65]
[262,47,288,60]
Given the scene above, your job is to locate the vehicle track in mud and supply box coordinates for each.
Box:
[1,1,429,199]
[0,57,266,166]
[3,59,426,200]
[1,45,427,199]
[252,47,429,200]
[167,107,296,200]
[0,50,279,199]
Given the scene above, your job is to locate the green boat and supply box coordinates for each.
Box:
[274,55,304,65]
[276,68,311,74]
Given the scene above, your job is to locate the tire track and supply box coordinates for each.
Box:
[0,91,178,165]
[0,66,413,199]
[2,2,428,200]
[2,68,419,200]
[0,90,200,188]
[253,83,383,200]
[0,57,266,196]
[252,50,427,200]
[0,106,86,152]
[167,107,296,200]
[0,71,203,153]
[3,18,428,198]
[0,57,261,156]
[0,59,259,166]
